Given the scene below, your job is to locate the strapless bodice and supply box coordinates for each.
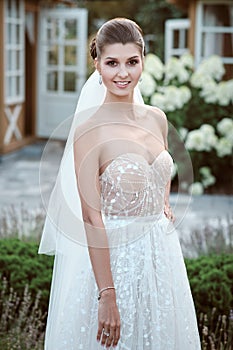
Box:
[99,150,173,218]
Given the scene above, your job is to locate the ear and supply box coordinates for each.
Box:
[94,58,101,73]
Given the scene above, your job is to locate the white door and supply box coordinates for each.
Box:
[165,19,190,63]
[37,8,88,139]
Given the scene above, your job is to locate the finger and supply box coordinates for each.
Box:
[105,325,116,348]
[101,328,110,346]
[97,322,103,342]
[113,324,120,346]
[105,334,114,348]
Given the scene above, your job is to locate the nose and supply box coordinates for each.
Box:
[117,65,128,78]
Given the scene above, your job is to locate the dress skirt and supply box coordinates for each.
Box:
[44,214,201,349]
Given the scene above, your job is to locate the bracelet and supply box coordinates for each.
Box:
[98,286,115,301]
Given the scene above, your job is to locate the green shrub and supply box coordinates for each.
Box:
[185,254,233,314]
[0,238,53,312]
[0,238,233,348]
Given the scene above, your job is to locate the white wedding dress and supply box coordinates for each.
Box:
[44,149,201,349]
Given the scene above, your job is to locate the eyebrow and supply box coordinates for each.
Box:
[104,55,140,60]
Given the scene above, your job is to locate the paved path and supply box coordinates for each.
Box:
[0,141,232,234]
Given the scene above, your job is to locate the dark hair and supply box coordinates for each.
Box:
[90,18,145,60]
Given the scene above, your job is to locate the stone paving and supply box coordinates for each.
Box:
[0,141,232,234]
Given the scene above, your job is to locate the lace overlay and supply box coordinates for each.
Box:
[44,151,201,349]
[100,150,173,218]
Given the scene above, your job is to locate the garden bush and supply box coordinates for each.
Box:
[0,238,53,312]
[0,238,232,315]
[0,238,233,348]
[185,254,233,314]
[140,53,233,194]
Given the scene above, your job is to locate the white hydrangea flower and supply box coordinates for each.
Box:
[190,72,214,89]
[227,80,233,103]
[199,166,216,188]
[164,57,190,84]
[139,71,156,97]
[199,166,211,177]
[216,80,233,106]
[200,124,215,135]
[200,80,218,104]
[188,182,204,195]
[202,175,216,188]
[185,125,217,152]
[179,127,188,141]
[179,86,192,104]
[215,137,233,157]
[163,86,183,110]
[196,55,225,81]
[217,118,233,137]
[150,93,166,110]
[185,129,206,151]
[144,53,164,81]
[180,53,194,69]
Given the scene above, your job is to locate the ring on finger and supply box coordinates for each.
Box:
[103,329,110,337]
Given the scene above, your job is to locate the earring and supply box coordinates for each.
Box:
[99,74,102,85]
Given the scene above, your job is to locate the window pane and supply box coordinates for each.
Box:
[6,77,12,97]
[16,76,20,95]
[6,50,12,71]
[65,19,77,40]
[64,72,76,92]
[203,4,233,27]
[16,50,20,70]
[7,23,12,44]
[16,24,21,44]
[15,0,20,18]
[7,0,12,16]
[47,18,59,40]
[47,72,58,91]
[202,32,233,57]
[48,45,59,65]
[64,46,76,66]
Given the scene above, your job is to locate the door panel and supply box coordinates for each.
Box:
[37,8,88,139]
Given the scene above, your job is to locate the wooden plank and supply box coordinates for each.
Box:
[0,1,4,154]
[1,135,37,154]
[25,1,40,13]
[188,1,196,55]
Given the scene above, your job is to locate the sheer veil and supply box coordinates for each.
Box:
[38,70,144,256]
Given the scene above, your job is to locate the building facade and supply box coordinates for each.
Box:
[0,0,87,155]
[166,0,233,77]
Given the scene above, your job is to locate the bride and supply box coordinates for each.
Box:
[39,17,201,349]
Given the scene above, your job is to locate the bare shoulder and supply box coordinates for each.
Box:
[74,117,98,141]
[144,105,168,131]
[149,106,167,121]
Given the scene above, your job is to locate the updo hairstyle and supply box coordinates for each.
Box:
[90,18,145,60]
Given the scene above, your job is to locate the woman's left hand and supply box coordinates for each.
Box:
[164,203,175,223]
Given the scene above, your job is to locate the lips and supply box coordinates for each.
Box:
[114,81,130,87]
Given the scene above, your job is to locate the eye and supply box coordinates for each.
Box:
[106,60,117,67]
[128,59,139,66]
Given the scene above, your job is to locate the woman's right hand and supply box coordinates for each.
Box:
[97,289,121,348]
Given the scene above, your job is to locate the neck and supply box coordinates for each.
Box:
[104,91,134,104]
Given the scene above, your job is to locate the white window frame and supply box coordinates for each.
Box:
[195,0,233,67]
[165,19,190,63]
[4,0,25,105]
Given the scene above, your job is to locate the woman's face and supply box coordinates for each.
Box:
[96,43,143,101]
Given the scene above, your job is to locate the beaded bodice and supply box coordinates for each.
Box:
[100,150,173,218]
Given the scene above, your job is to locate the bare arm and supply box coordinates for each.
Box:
[73,127,120,347]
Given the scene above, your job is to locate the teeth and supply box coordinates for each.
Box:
[116,82,128,85]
